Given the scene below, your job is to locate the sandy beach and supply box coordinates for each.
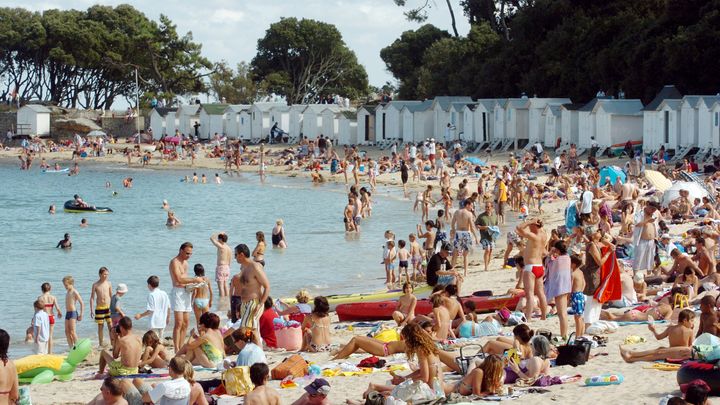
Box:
[1,145,700,404]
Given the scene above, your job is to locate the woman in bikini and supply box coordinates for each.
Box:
[252,231,266,266]
[482,324,535,358]
[504,335,552,384]
[139,330,170,368]
[0,329,19,404]
[302,296,333,352]
[451,354,505,397]
[177,312,225,368]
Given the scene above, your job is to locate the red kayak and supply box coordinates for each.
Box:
[336,293,524,322]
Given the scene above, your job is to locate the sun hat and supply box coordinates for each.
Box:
[117,283,128,293]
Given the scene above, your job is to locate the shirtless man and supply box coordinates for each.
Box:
[234,244,270,343]
[90,267,113,348]
[450,203,479,276]
[96,317,142,377]
[210,232,232,299]
[417,221,436,265]
[343,197,356,232]
[516,218,549,321]
[654,248,704,282]
[634,205,658,274]
[694,237,716,277]
[169,242,203,352]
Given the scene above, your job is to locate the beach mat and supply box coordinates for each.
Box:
[616,320,668,326]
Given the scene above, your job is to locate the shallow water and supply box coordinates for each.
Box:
[0,162,421,356]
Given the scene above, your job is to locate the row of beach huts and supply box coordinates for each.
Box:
[16,85,720,158]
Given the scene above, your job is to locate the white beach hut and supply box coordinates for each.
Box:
[250,102,286,141]
[357,105,377,145]
[177,104,201,137]
[431,96,473,143]
[16,104,51,136]
[338,111,358,145]
[289,105,307,139]
[493,102,507,145]
[462,104,477,143]
[503,98,531,148]
[400,101,434,144]
[223,105,251,139]
[697,96,720,151]
[150,107,177,138]
[470,99,500,145]
[542,105,562,147]
[375,101,422,141]
[578,99,644,150]
[450,102,472,138]
[320,107,342,141]
[710,101,720,150]
[302,104,342,140]
[198,104,228,139]
[559,104,582,148]
[269,105,291,138]
[165,110,178,136]
[528,98,571,146]
[642,85,683,153]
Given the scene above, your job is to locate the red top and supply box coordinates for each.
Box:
[259,308,279,348]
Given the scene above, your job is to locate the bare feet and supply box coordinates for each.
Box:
[618,345,632,363]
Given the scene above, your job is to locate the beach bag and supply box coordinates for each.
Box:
[271,354,308,380]
[390,379,441,403]
[222,366,254,396]
[454,344,486,375]
[275,327,303,351]
[692,333,720,362]
[555,333,593,367]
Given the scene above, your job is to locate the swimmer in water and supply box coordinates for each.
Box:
[123,177,133,188]
[57,233,72,249]
[105,181,111,188]
[192,173,198,183]
[214,173,222,184]
[166,211,181,227]
[49,205,56,214]
[201,174,207,184]
[162,200,170,210]
[80,218,88,228]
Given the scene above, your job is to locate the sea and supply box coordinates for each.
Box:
[0,162,422,356]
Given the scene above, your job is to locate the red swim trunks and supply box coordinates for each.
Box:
[524,264,544,279]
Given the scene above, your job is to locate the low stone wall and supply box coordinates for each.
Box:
[0,112,17,136]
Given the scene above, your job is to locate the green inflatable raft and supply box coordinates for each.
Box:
[16,339,92,384]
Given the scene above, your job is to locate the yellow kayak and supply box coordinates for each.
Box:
[281,285,433,311]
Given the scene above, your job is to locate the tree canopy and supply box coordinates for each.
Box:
[251,17,369,105]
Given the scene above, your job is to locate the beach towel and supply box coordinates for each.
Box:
[565,201,579,231]
[616,320,668,326]
[594,247,622,304]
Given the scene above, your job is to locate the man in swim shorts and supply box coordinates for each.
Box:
[516,218,549,321]
[475,202,498,272]
[210,232,232,298]
[96,317,141,377]
[169,242,204,352]
[90,267,113,347]
[450,203,479,276]
[235,243,270,343]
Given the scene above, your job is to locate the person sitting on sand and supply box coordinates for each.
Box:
[696,295,719,337]
[136,357,191,405]
[392,282,416,327]
[246,363,280,405]
[504,335,552,383]
[230,327,267,367]
[177,312,224,368]
[277,289,312,323]
[620,309,695,363]
[483,324,535,358]
[96,317,142,377]
[138,331,169,369]
[87,377,129,405]
[292,378,331,405]
[444,354,505,397]
[301,296,333,352]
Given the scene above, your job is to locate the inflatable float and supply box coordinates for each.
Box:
[336,292,523,322]
[63,200,113,213]
[281,285,433,312]
[16,338,92,384]
[42,168,69,173]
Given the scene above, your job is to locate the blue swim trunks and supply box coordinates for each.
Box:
[570,291,586,315]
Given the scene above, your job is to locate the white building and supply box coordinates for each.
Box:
[198,104,228,139]
[289,105,307,139]
[578,99,644,150]
[560,103,582,147]
[690,96,720,150]
[471,99,501,145]
[357,105,377,145]
[165,110,178,136]
[223,105,252,139]
[542,105,562,147]
[177,104,201,137]
[375,101,422,141]
[431,96,473,143]
[503,98,530,148]
[338,112,358,145]
[250,102,286,141]
[16,104,51,136]
[527,98,571,146]
[269,105,291,139]
[149,107,177,138]
[493,102,507,142]
[400,101,434,144]
[642,85,683,153]
[320,108,343,141]
[710,101,720,150]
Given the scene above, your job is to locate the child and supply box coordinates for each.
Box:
[139,330,170,368]
[110,284,128,328]
[37,283,62,354]
[384,240,397,286]
[246,363,280,405]
[32,300,50,354]
[518,202,528,220]
[696,295,719,337]
[90,267,113,348]
[397,240,410,283]
[619,309,695,363]
[63,276,84,348]
[569,255,586,337]
[633,272,648,302]
[408,233,424,279]
[191,264,213,325]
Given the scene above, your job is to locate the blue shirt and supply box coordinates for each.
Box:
[236,342,267,366]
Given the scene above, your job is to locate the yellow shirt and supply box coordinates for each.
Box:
[499,181,507,202]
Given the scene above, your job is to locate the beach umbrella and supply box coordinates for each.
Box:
[644,170,672,193]
[598,166,626,186]
[86,130,106,137]
[661,181,709,207]
[464,157,486,166]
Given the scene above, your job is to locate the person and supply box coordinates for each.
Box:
[177,312,225,368]
[685,383,710,405]
[431,294,452,340]
[276,289,313,323]
[259,297,278,349]
[233,243,270,343]
[246,363,280,405]
[397,240,410,282]
[634,204,658,273]
[620,309,695,363]
[97,317,142,377]
[426,242,463,293]
[483,324,535,357]
[496,177,508,225]
[579,184,593,224]
[139,330,169,368]
[91,267,113,348]
[569,255,586,337]
[449,354,504,396]
[49,204,55,214]
[291,378,331,405]
[190,264,212,326]
[80,218,88,228]
[37,282,61,354]
[383,240,397,286]
[252,232,266,266]
[505,335,552,383]
[31,300,50,354]
[62,275,84,348]
[162,200,170,211]
[392,283,416,327]
[109,284,128,328]
[210,232,231,299]
[302,296,332,352]
[57,233,72,249]
[475,202,498,272]
[516,218,549,321]
[232,327,267,366]
[696,295,719,337]
[139,357,191,404]
[450,202,479,276]
[181,362,208,405]
[272,219,287,248]
[166,211,181,227]
[344,197,357,232]
[544,241,572,339]
[582,228,614,328]
[134,275,171,339]
[169,242,204,353]
[88,377,128,405]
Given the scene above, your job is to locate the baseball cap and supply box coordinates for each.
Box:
[117,283,128,293]
[305,378,330,396]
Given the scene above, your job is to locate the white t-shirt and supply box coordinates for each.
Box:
[147,289,171,330]
[553,156,561,170]
[580,190,594,214]
[33,311,49,342]
[149,378,191,405]
[409,145,417,158]
[429,142,436,155]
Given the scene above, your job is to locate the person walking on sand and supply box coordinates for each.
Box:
[516,218,549,321]
[134,276,170,340]
[475,202,498,272]
[90,267,113,348]
[450,203,479,277]
[210,232,231,299]
[169,242,204,353]
[234,244,270,343]
[62,276,84,348]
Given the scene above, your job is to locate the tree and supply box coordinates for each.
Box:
[209,61,257,104]
[251,18,369,104]
[394,0,461,37]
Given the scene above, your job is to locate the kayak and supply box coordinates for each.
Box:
[336,292,524,322]
[63,200,113,213]
[281,285,433,311]
[42,168,69,173]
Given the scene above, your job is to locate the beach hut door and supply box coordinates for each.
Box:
[664,111,669,144]
[364,115,370,141]
[482,113,487,142]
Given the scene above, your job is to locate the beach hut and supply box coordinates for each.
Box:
[250,102,286,141]
[269,105,291,139]
[177,104,201,137]
[16,104,51,136]
[302,104,342,140]
[542,104,562,148]
[288,105,307,139]
[696,96,720,151]
[357,105,377,145]
[223,105,251,139]
[431,96,473,143]
[149,107,177,138]
[503,98,531,149]
[578,99,644,151]
[198,103,228,139]
[400,101,434,144]
[462,104,477,143]
[711,101,720,150]
[375,101,421,141]
[469,99,500,145]
[493,102,507,145]
[165,110,177,136]
[338,111,358,145]
[560,104,582,147]
[527,98,571,146]
[642,85,683,153]
[320,107,342,141]
[450,102,473,139]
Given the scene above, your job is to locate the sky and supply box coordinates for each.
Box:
[8,0,470,92]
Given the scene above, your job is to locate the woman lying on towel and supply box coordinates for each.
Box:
[599,286,686,323]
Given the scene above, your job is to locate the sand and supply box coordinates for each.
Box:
[2,145,691,404]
